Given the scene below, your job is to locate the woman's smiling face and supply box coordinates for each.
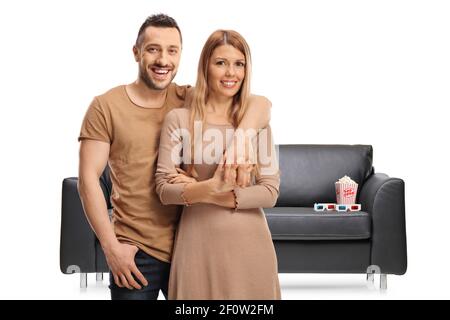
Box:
[207,44,246,99]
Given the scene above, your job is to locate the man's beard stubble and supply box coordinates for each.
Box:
[139,65,176,91]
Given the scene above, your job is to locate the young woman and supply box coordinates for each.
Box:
[155,30,281,299]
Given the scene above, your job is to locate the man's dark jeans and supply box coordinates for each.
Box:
[109,249,170,300]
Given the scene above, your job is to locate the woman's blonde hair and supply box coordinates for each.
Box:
[190,29,252,128]
[186,30,253,174]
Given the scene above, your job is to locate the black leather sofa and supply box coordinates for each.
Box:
[60,144,407,289]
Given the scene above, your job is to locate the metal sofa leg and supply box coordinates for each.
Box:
[80,273,87,289]
[380,274,387,290]
[366,272,375,286]
[96,272,103,282]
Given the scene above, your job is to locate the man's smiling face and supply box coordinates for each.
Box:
[134,26,182,90]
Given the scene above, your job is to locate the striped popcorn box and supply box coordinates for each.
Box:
[335,176,358,204]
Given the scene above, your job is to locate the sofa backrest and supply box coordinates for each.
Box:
[275,144,373,207]
[100,165,113,209]
[100,144,373,209]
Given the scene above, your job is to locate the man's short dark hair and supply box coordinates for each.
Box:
[135,14,182,47]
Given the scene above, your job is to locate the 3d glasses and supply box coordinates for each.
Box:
[314,203,361,212]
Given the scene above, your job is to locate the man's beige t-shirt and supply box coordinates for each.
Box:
[78,83,190,263]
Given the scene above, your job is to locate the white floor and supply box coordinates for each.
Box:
[22,271,444,300]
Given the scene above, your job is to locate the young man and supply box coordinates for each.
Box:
[77,14,271,300]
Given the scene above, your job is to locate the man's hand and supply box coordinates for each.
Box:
[246,95,272,129]
[180,155,237,208]
[78,140,148,290]
[103,242,148,290]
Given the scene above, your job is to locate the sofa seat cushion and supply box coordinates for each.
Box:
[264,207,371,240]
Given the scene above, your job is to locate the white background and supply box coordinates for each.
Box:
[0,0,449,299]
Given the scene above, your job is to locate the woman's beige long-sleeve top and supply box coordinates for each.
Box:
[155,108,281,300]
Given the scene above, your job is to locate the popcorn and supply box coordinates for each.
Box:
[337,175,356,184]
[335,175,358,204]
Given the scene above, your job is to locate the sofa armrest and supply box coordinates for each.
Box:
[359,173,407,275]
[59,177,110,274]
